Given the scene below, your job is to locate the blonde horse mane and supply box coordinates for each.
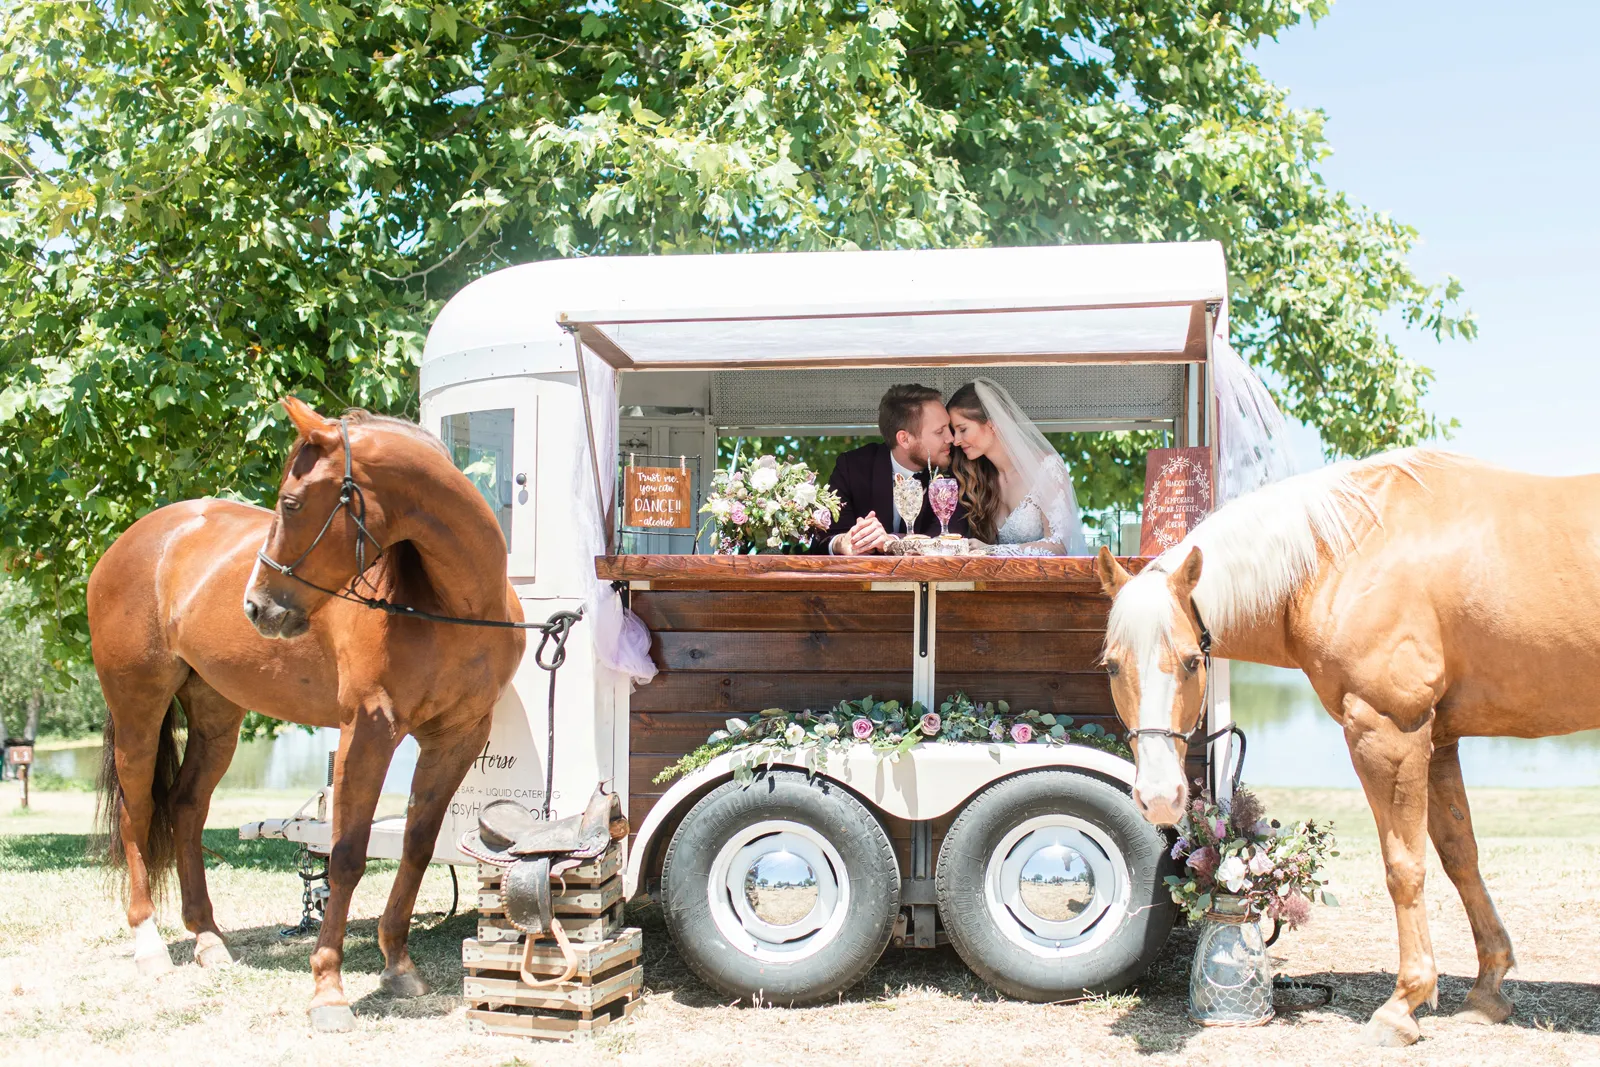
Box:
[1107,448,1455,650]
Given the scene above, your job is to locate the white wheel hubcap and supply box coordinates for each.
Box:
[708,820,850,963]
[984,814,1130,958]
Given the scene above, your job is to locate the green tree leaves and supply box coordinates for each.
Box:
[0,0,1471,673]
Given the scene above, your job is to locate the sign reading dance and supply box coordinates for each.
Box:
[624,464,693,529]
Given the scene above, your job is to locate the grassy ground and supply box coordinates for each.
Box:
[2,782,1598,1066]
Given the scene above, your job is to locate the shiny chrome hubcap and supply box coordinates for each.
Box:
[985,814,1129,958]
[708,820,849,962]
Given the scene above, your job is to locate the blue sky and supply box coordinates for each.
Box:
[1250,0,1600,474]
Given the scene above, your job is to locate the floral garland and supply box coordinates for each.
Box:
[1167,788,1338,929]
[701,454,842,552]
[654,692,1132,785]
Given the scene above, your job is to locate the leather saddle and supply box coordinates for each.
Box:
[459,788,627,988]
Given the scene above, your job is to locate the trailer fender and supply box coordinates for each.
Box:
[624,742,1135,898]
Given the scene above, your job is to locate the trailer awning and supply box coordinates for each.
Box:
[559,242,1225,370]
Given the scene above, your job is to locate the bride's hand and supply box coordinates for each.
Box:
[847,512,891,555]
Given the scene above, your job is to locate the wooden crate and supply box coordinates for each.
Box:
[463,927,643,1042]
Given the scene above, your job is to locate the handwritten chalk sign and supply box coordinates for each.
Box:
[624,466,693,529]
[1140,447,1214,555]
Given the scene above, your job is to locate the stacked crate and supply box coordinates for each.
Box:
[464,844,642,1040]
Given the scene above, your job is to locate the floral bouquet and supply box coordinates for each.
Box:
[1166,788,1337,930]
[655,691,1131,784]
[701,455,842,552]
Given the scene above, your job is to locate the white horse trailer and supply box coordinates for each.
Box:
[244,242,1279,1003]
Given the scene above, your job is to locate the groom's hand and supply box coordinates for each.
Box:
[847,512,891,555]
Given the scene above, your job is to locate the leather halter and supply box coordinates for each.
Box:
[1122,592,1213,745]
[254,417,579,640]
[256,419,384,599]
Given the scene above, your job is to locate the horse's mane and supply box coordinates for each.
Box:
[341,409,451,459]
[1107,448,1458,649]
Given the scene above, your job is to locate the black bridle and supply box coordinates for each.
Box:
[1122,602,1248,793]
[255,418,581,650]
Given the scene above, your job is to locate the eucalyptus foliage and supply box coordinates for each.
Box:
[1,0,1472,670]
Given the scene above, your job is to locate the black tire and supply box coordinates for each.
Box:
[661,770,900,1005]
[935,770,1175,1002]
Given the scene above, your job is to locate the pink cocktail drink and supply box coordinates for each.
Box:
[928,475,960,537]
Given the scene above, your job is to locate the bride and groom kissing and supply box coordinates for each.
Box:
[814,381,1089,557]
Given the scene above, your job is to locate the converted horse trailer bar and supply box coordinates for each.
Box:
[243,242,1258,1002]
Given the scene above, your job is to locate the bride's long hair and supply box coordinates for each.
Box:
[946,383,1002,542]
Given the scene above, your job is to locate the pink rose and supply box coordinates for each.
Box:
[729,503,748,525]
[851,718,874,740]
[813,507,832,529]
[920,712,941,736]
[1187,845,1219,880]
[1010,723,1033,744]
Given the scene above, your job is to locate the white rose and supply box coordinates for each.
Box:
[820,722,839,737]
[783,723,806,745]
[710,499,732,519]
[1217,855,1249,893]
[793,483,818,507]
[749,466,779,492]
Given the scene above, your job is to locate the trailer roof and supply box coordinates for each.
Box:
[421,242,1227,392]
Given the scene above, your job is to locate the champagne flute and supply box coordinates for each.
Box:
[892,473,925,538]
[928,474,960,537]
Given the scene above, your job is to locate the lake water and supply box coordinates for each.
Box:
[35,664,1597,793]
[1231,662,1600,789]
[38,729,420,795]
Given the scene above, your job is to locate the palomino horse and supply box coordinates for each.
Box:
[1094,448,1600,1047]
[89,398,524,1030]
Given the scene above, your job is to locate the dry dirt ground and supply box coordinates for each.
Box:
[2,782,1597,1067]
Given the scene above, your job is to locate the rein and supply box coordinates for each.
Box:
[255,417,581,642]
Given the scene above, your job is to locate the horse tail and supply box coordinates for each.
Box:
[95,698,185,895]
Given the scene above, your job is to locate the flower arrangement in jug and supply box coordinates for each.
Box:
[701,455,842,552]
[1166,788,1338,929]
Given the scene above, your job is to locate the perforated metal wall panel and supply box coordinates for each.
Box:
[709,364,1184,431]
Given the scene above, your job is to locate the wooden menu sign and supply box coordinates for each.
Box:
[1140,447,1214,555]
[624,464,693,529]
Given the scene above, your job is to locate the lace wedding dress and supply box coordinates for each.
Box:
[970,379,1089,557]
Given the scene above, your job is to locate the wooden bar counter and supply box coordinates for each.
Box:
[597,555,1163,833]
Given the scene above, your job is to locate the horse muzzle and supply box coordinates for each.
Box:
[243,593,310,640]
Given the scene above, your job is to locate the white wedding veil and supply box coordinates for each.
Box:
[972,379,1090,555]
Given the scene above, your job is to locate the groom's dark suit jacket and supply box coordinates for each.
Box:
[809,442,968,553]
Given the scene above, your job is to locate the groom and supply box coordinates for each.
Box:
[812,384,968,554]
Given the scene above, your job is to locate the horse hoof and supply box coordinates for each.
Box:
[1359,1013,1420,1047]
[380,970,431,998]
[1457,990,1514,1025]
[195,942,235,969]
[308,1004,357,1033]
[135,950,174,977]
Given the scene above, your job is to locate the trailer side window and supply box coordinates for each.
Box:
[442,409,514,549]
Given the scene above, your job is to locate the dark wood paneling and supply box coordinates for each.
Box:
[938,591,1108,632]
[936,631,1105,673]
[630,711,740,754]
[936,673,1114,718]
[651,632,910,673]
[632,591,913,632]
[631,672,914,714]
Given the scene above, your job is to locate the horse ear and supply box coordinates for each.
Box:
[281,396,336,444]
[1095,545,1132,597]
[1166,546,1204,597]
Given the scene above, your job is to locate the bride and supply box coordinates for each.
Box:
[946,380,1089,556]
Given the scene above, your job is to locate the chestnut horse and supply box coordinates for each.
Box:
[1094,449,1600,1047]
[89,397,523,1030]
